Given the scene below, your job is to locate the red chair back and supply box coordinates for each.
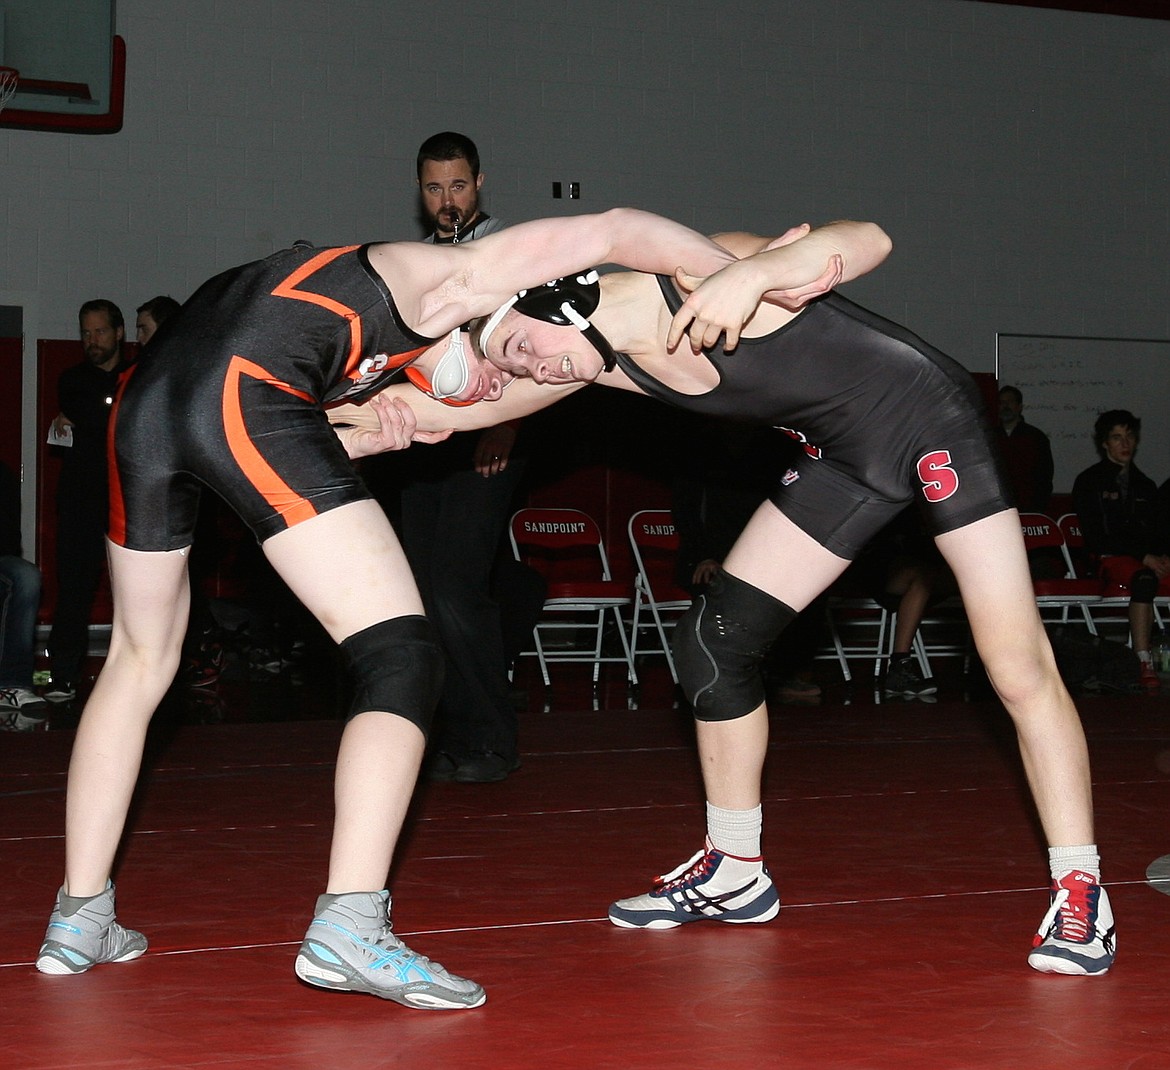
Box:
[1056,513,1084,548]
[511,507,602,551]
[629,510,678,551]
[1018,513,1063,552]
[510,508,617,587]
[628,510,691,602]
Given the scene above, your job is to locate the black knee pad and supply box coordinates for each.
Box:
[339,615,444,736]
[1129,567,1158,604]
[673,571,796,721]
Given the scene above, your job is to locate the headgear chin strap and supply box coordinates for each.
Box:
[479,270,617,373]
[404,329,478,407]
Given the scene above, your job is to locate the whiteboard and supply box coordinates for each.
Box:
[995,334,1170,495]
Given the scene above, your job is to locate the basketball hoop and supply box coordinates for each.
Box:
[0,67,19,114]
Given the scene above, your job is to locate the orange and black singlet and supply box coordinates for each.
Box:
[109,243,433,549]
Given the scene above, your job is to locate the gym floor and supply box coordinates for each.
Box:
[3,654,1168,1069]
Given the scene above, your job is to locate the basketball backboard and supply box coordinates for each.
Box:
[0,1,124,133]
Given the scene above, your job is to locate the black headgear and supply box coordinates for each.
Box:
[479,270,617,373]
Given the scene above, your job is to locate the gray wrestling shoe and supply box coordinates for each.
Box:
[36,883,147,975]
[295,890,486,1009]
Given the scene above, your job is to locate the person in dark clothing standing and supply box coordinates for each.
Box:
[995,385,1054,514]
[1072,409,1169,694]
[134,295,181,346]
[45,299,128,703]
[395,131,525,783]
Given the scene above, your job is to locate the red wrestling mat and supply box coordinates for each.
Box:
[3,675,1168,1069]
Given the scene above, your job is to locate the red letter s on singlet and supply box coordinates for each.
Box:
[917,450,959,503]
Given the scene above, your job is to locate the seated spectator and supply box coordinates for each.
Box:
[1071,409,1169,694]
[0,460,49,730]
[845,506,959,698]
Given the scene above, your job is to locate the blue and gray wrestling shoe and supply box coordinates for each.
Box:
[36,882,147,975]
[295,890,485,1009]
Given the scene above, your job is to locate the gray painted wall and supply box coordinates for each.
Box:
[1,0,1166,383]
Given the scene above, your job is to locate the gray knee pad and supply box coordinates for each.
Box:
[1129,567,1158,604]
[673,571,796,721]
[339,615,444,736]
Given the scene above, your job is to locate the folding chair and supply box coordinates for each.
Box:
[912,596,971,678]
[818,592,893,683]
[1019,512,1101,632]
[1057,511,1166,638]
[626,510,692,684]
[509,507,638,688]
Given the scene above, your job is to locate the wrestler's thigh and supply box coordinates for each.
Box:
[722,500,852,611]
[933,508,1043,646]
[105,542,191,654]
[260,499,425,643]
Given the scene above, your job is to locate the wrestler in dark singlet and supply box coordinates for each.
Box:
[612,280,1009,558]
[110,244,435,549]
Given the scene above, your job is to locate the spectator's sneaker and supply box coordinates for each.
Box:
[1139,661,1161,695]
[772,675,822,704]
[1028,870,1116,976]
[453,751,521,783]
[36,883,147,975]
[883,659,938,697]
[1,708,50,731]
[182,636,226,688]
[44,681,76,704]
[0,687,50,731]
[0,685,49,712]
[295,890,485,1010]
[608,842,780,929]
[425,751,459,782]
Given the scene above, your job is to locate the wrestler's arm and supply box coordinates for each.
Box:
[667,221,893,351]
[381,208,738,339]
[715,220,891,289]
[328,376,586,439]
[330,394,454,459]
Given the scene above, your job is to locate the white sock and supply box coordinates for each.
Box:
[1048,843,1100,881]
[706,802,763,860]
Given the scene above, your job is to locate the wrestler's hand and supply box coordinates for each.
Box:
[667,228,844,353]
[692,559,721,587]
[472,421,518,477]
[754,221,847,307]
[337,393,452,459]
[666,256,778,353]
[1142,553,1170,580]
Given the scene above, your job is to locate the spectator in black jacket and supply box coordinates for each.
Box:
[996,385,1054,513]
[1071,409,1169,693]
[45,299,128,703]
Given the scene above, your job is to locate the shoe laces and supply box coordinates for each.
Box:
[655,847,718,891]
[368,923,449,978]
[1032,872,1099,946]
